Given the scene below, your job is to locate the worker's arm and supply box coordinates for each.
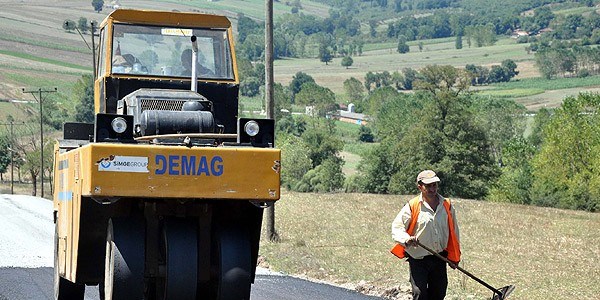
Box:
[391,203,417,247]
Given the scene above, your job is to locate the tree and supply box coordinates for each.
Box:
[13,124,45,196]
[455,34,463,49]
[391,71,404,90]
[487,137,535,204]
[397,35,409,53]
[273,83,293,120]
[78,17,89,34]
[289,71,315,98]
[237,33,264,61]
[296,157,345,192]
[236,56,254,82]
[343,77,365,107]
[301,119,343,168]
[63,19,76,32]
[319,45,333,65]
[341,56,353,69]
[402,68,418,90]
[488,65,509,83]
[92,0,104,13]
[237,14,261,44]
[74,74,95,123]
[240,77,261,97]
[278,135,312,190]
[294,83,336,117]
[501,59,519,78]
[414,65,471,100]
[368,20,378,37]
[357,125,374,142]
[0,137,10,180]
[528,107,551,148]
[465,64,489,85]
[530,93,600,211]
[472,96,527,165]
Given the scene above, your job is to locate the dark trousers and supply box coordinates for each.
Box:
[408,255,448,300]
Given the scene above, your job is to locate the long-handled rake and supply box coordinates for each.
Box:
[415,240,515,300]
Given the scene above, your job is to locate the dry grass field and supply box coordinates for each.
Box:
[259,191,600,300]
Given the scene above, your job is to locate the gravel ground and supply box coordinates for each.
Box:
[0,194,53,268]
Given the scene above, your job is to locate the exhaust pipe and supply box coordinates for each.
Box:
[191,35,198,92]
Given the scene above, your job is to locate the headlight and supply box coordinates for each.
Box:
[237,118,274,147]
[244,120,260,137]
[111,117,128,134]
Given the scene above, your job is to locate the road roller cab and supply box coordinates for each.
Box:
[53,9,280,300]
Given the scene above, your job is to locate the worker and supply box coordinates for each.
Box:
[391,170,461,300]
[180,48,214,77]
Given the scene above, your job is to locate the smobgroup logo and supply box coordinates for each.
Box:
[98,155,115,169]
[97,155,149,173]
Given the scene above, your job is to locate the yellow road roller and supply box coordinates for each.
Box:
[52,9,280,300]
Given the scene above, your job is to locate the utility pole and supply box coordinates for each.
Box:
[264,0,278,242]
[0,121,25,194]
[22,87,57,198]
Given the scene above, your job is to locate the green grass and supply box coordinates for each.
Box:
[3,72,78,93]
[0,33,89,54]
[159,0,331,20]
[0,102,28,123]
[480,76,600,109]
[476,88,545,98]
[552,3,598,16]
[239,96,264,113]
[274,37,535,93]
[260,192,600,300]
[0,50,90,71]
[343,141,375,157]
[492,75,600,91]
[334,120,361,142]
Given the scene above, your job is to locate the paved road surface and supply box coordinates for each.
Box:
[0,194,382,300]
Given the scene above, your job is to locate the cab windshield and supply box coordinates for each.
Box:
[111,24,234,80]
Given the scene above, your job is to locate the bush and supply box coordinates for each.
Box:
[577,69,590,78]
[240,77,261,97]
[357,125,374,142]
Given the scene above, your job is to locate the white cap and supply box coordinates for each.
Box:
[417,170,440,184]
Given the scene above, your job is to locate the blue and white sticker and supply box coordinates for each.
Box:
[97,155,149,173]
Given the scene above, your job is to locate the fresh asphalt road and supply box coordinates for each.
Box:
[0,194,382,300]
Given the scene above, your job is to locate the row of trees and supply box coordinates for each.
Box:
[62,17,97,34]
[345,59,518,103]
[535,42,600,79]
[466,60,519,85]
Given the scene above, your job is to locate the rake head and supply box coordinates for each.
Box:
[491,285,515,300]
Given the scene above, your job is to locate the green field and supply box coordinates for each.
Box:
[273,37,537,95]
[160,0,331,20]
[259,191,600,300]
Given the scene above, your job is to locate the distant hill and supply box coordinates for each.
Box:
[0,0,331,103]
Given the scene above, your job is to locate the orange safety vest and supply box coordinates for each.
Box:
[391,196,461,263]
